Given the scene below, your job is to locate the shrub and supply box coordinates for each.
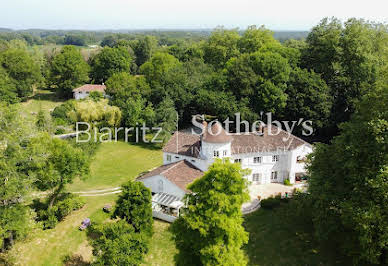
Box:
[260,195,282,209]
[35,193,85,229]
[89,91,103,101]
[54,127,66,135]
[284,178,292,186]
[51,100,76,121]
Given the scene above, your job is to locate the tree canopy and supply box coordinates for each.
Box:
[49,45,90,98]
[172,160,250,266]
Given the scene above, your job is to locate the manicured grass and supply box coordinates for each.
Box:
[144,220,177,266]
[243,203,347,266]
[9,194,116,266]
[67,141,163,192]
[9,140,165,265]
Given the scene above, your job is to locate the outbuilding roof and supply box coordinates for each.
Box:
[137,160,203,192]
[72,84,106,92]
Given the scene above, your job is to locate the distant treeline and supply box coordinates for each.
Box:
[0,28,308,46]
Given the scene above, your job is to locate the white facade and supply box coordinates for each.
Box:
[231,144,312,185]
[140,174,187,199]
[73,91,90,100]
[164,143,312,186]
[73,91,106,100]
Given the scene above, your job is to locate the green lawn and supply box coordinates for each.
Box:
[9,140,170,266]
[20,89,64,121]
[243,204,347,266]
[67,141,163,192]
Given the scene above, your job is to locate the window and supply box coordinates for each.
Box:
[252,173,261,182]
[271,171,278,180]
[191,159,196,163]
[223,150,227,156]
[234,158,242,163]
[272,155,279,162]
[175,156,180,159]
[253,157,262,164]
[214,150,219,157]
[166,155,171,161]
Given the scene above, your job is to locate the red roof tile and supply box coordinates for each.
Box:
[72,84,106,92]
[137,160,203,192]
[163,126,310,157]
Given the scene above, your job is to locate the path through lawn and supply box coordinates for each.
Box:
[9,141,177,266]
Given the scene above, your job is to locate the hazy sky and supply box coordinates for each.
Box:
[2,0,387,30]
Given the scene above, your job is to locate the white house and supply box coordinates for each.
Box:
[137,121,313,221]
[72,84,106,100]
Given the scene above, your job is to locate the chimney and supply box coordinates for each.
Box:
[200,120,208,141]
[258,123,265,136]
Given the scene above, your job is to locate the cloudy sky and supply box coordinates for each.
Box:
[2,0,387,30]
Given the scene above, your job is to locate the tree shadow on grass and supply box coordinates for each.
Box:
[243,202,350,266]
[62,254,90,266]
[28,90,66,103]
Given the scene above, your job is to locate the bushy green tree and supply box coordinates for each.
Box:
[171,160,250,266]
[0,67,18,104]
[105,72,150,100]
[113,181,153,234]
[283,68,332,132]
[140,52,180,84]
[155,97,177,143]
[0,47,41,99]
[0,104,36,249]
[26,133,89,208]
[67,99,122,127]
[238,25,279,54]
[303,18,388,139]
[91,46,132,83]
[225,51,291,114]
[35,109,52,132]
[203,28,240,68]
[91,220,150,266]
[308,84,388,264]
[49,45,90,98]
[132,35,158,67]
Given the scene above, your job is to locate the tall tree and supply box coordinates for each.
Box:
[225,51,291,114]
[49,45,90,98]
[0,66,18,104]
[0,47,41,99]
[113,181,153,234]
[155,97,177,143]
[91,46,132,83]
[238,25,279,54]
[203,28,240,68]
[26,133,89,208]
[132,35,158,67]
[91,220,150,266]
[0,104,35,250]
[171,160,250,266]
[283,68,332,135]
[308,84,388,265]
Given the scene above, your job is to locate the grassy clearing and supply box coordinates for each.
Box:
[243,204,346,266]
[20,89,64,121]
[67,141,162,192]
[144,220,177,266]
[9,194,116,266]
[9,140,165,265]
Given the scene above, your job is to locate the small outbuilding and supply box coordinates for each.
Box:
[72,84,106,100]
